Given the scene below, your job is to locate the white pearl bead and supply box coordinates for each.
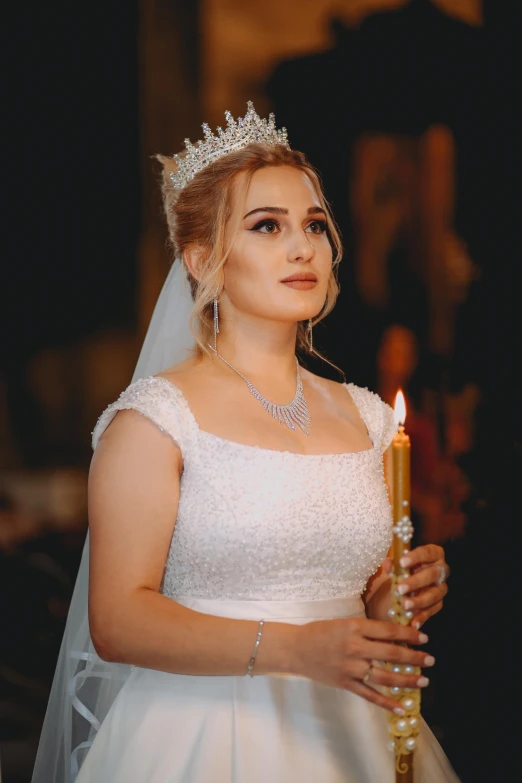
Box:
[392,665,402,673]
[409,717,419,729]
[405,737,417,751]
[388,608,396,617]
[404,665,415,674]
[396,719,408,732]
[388,740,396,753]
[391,686,401,695]
[405,610,414,620]
[402,697,415,711]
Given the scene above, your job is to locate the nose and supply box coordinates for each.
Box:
[288,228,315,264]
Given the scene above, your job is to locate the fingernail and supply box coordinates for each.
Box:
[403,599,414,609]
[423,655,436,667]
[417,676,430,687]
[394,706,406,715]
[413,621,422,630]
[398,583,409,595]
[418,632,429,643]
[400,557,412,567]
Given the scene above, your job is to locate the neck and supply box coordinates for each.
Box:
[210,315,300,383]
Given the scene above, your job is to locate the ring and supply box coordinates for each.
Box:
[435,564,447,585]
[362,664,373,684]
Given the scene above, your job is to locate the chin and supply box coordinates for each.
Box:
[281,292,325,313]
[282,305,324,324]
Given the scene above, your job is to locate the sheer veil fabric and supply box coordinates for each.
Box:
[31,260,196,783]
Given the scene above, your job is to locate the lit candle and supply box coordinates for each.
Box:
[391,391,413,580]
[386,390,419,782]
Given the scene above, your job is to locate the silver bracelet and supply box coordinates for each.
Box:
[246,619,265,677]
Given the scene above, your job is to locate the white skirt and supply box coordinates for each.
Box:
[75,596,459,782]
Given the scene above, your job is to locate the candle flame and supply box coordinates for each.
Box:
[394,390,407,427]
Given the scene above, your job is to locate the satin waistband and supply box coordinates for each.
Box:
[176,595,365,624]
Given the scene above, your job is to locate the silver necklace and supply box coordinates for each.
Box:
[208,345,311,435]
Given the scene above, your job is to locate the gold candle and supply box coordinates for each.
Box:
[387,390,419,782]
[391,391,412,574]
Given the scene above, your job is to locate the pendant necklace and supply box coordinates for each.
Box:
[208,345,311,435]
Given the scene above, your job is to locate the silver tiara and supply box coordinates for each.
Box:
[169,101,290,195]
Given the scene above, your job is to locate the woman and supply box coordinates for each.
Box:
[32,103,458,782]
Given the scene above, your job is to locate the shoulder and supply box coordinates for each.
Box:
[301,370,395,451]
[344,383,396,453]
[300,367,385,416]
[91,375,190,453]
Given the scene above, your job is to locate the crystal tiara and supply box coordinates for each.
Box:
[169,101,290,195]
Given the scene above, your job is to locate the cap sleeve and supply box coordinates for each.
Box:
[381,399,397,453]
[91,376,189,452]
[345,384,397,454]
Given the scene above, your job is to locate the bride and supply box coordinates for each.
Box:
[32,103,459,782]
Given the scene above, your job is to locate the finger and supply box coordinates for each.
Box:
[358,618,428,647]
[364,642,435,670]
[349,679,411,715]
[412,600,444,629]
[396,563,448,596]
[400,544,444,570]
[411,561,450,580]
[402,583,448,614]
[365,663,430,691]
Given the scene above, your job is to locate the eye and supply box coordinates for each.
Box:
[306,219,327,235]
[251,219,280,234]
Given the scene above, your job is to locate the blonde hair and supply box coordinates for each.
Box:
[156,142,343,371]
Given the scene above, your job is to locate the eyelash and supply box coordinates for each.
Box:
[250,218,328,234]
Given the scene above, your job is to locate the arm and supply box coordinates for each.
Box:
[88,408,296,675]
[363,561,393,621]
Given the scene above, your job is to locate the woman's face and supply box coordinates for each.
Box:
[222,165,332,325]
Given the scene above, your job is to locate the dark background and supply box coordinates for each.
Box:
[2,2,521,781]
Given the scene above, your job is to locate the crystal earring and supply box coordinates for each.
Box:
[213,293,220,351]
[308,318,313,352]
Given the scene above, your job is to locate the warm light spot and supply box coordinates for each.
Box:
[394,390,407,427]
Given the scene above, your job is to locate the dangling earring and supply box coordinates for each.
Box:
[307,318,313,353]
[213,292,220,351]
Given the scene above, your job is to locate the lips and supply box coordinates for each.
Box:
[281,278,318,291]
[280,274,318,283]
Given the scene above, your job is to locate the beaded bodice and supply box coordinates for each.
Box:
[91,376,396,601]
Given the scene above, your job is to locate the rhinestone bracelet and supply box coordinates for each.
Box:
[246,619,265,677]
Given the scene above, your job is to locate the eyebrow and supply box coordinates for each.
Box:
[243,205,327,219]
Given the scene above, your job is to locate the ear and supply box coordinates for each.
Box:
[183,245,205,281]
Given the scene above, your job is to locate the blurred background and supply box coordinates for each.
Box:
[2,1,521,781]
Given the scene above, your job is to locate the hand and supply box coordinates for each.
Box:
[293,616,434,714]
[382,544,449,629]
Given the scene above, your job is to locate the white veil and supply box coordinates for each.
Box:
[31,258,195,783]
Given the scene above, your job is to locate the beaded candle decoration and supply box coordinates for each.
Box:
[386,391,420,782]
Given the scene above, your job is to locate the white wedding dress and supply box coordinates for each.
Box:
[75,375,459,782]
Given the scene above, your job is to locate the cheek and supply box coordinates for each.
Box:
[317,240,333,286]
[223,245,272,311]
[225,237,279,289]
